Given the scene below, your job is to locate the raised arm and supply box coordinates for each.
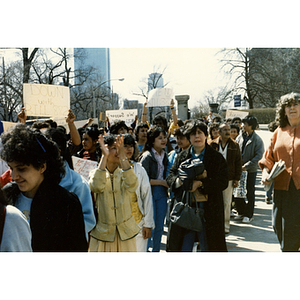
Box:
[141,98,148,123]
[65,109,81,146]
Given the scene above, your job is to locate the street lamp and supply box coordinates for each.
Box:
[92,78,125,118]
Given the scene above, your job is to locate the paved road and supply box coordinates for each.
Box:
[157,128,282,252]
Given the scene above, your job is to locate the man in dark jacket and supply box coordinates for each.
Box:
[210,122,242,234]
[234,115,264,223]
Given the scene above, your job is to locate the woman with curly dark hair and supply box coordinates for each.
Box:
[260,92,300,251]
[139,126,169,252]
[1,124,87,252]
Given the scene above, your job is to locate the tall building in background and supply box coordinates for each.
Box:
[74,48,111,87]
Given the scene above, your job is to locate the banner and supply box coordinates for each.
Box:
[23,83,70,118]
[72,156,98,182]
[226,109,249,119]
[147,88,173,107]
[106,109,137,127]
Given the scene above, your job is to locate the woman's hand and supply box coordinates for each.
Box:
[232,180,239,188]
[17,107,26,124]
[142,227,152,239]
[98,134,109,157]
[261,167,271,185]
[115,134,126,159]
[189,180,203,192]
[65,109,76,123]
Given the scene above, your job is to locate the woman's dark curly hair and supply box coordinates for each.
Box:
[0,124,65,185]
[183,119,208,141]
[276,92,300,128]
[140,126,166,155]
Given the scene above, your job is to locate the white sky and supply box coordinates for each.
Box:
[110,48,228,108]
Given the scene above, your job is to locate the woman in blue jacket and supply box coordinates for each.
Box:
[1,124,87,252]
[139,126,169,252]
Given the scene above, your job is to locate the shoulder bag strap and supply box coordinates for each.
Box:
[189,192,199,210]
[0,204,7,247]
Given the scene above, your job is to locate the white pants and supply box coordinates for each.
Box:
[136,219,149,252]
[223,180,233,232]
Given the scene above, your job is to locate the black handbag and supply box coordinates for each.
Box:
[169,191,204,232]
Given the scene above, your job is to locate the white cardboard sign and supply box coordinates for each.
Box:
[106,109,137,127]
[147,88,173,107]
[71,156,98,182]
[226,109,249,119]
[23,83,70,118]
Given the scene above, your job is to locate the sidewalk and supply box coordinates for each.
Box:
[159,169,281,252]
[226,170,280,252]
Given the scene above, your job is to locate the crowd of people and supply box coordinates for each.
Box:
[1,93,300,252]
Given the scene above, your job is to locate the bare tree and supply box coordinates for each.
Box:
[20,48,39,83]
[219,48,256,109]
[203,85,234,111]
[0,59,23,121]
[133,65,169,123]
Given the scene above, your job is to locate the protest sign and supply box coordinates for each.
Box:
[147,88,173,107]
[2,121,16,132]
[106,109,137,127]
[226,109,249,120]
[72,156,98,182]
[23,83,70,118]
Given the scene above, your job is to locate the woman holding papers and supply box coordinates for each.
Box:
[260,92,300,251]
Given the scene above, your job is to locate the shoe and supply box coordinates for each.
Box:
[225,229,230,234]
[242,217,253,223]
[234,214,244,221]
[265,197,272,204]
[230,210,236,218]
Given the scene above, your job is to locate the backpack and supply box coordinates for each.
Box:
[0,204,6,247]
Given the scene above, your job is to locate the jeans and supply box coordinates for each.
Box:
[147,185,168,252]
[235,171,257,218]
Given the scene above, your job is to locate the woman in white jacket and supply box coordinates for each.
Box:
[123,134,155,251]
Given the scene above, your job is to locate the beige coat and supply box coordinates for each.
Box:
[89,167,140,242]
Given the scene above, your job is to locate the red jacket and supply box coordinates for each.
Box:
[259,124,300,191]
[0,169,12,188]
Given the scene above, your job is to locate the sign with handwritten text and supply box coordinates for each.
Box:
[71,156,98,182]
[226,109,249,119]
[106,109,137,127]
[147,88,173,107]
[23,83,70,118]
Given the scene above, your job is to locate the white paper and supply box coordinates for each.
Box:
[106,109,137,127]
[72,156,98,182]
[23,83,70,118]
[147,88,173,107]
[264,159,286,191]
